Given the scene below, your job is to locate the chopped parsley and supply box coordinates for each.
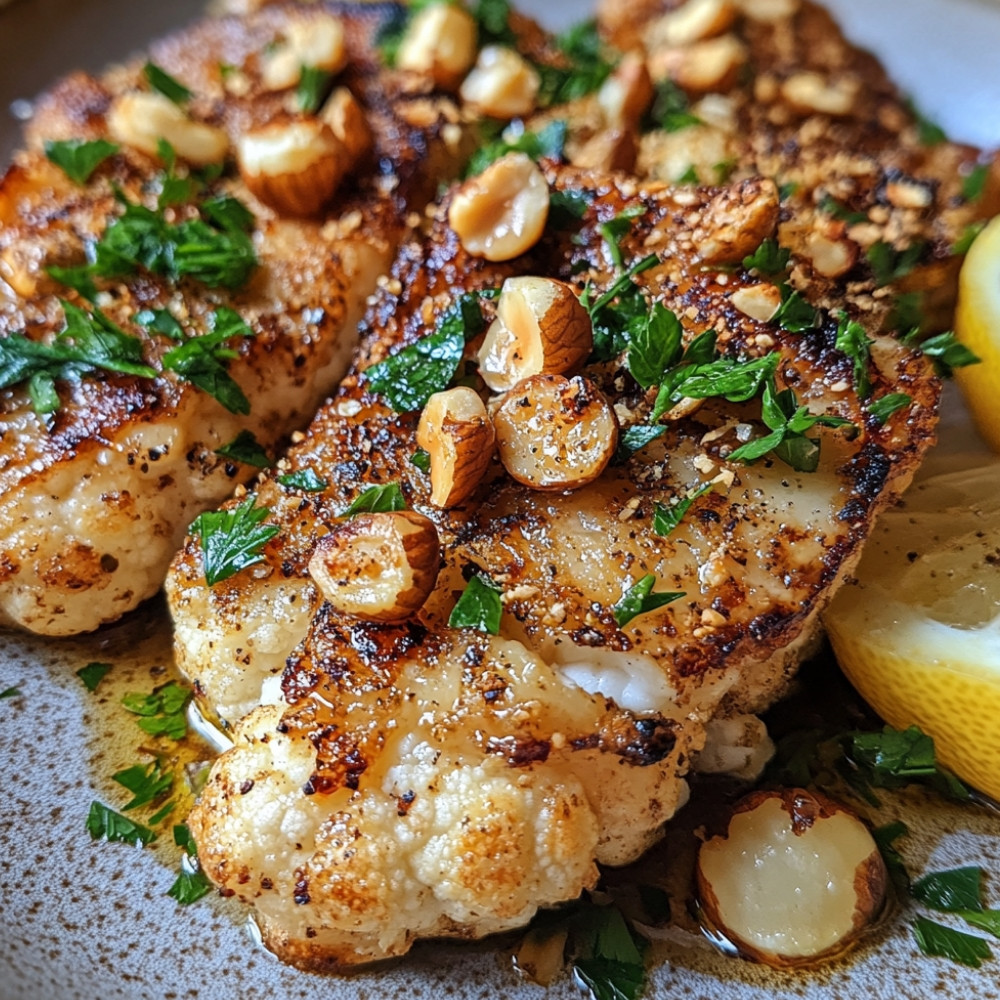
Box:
[76,661,113,694]
[584,253,659,362]
[913,867,985,914]
[0,301,156,415]
[572,904,648,1000]
[613,574,684,628]
[772,285,819,333]
[912,917,992,968]
[410,449,432,474]
[904,329,980,378]
[167,824,213,905]
[278,467,329,492]
[652,483,712,537]
[626,302,684,390]
[549,187,592,226]
[868,392,911,425]
[160,307,256,415]
[963,911,1000,940]
[448,573,503,634]
[872,821,911,895]
[0,686,21,699]
[121,681,191,741]
[743,238,791,278]
[191,495,279,586]
[615,423,667,461]
[473,0,519,47]
[464,119,567,177]
[112,759,174,812]
[134,307,185,340]
[86,801,157,847]
[952,221,986,256]
[834,312,873,398]
[866,240,926,288]
[44,138,119,185]
[215,430,271,468]
[537,19,616,108]
[646,78,701,133]
[961,163,990,202]
[144,61,192,105]
[676,165,700,185]
[297,66,333,114]
[339,483,407,517]
[819,195,868,226]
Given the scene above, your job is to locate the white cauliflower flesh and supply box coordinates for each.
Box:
[188,613,688,970]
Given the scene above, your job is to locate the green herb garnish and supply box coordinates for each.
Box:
[743,238,791,277]
[76,661,113,694]
[473,0,518,46]
[613,574,684,628]
[44,138,119,185]
[86,801,158,847]
[339,482,407,517]
[297,65,333,113]
[646,78,701,133]
[122,681,191,741]
[904,98,947,147]
[952,221,986,256]
[278,467,329,492]
[652,483,712,537]
[866,240,926,287]
[912,917,991,968]
[448,573,503,634]
[819,195,868,226]
[192,495,279,586]
[144,61,192,105]
[834,312,873,398]
[914,868,985,914]
[868,392,911,425]
[872,821,910,895]
[905,329,980,378]
[537,19,616,107]
[112,759,174,812]
[571,903,648,1000]
[465,119,567,177]
[772,285,819,333]
[961,163,989,202]
[410,449,432,474]
[167,824,213,905]
[215,430,271,468]
[0,686,21,699]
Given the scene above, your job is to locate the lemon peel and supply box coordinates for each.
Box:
[824,462,1000,801]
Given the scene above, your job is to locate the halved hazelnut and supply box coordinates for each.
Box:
[780,72,859,117]
[448,152,549,261]
[492,374,618,490]
[396,3,478,91]
[416,387,495,508]
[651,0,738,46]
[108,92,230,165]
[262,15,347,92]
[319,87,373,164]
[237,119,346,216]
[571,128,638,173]
[804,230,857,278]
[459,46,541,119]
[308,510,440,622]
[697,788,888,967]
[598,51,654,128]
[477,276,593,393]
[650,34,748,94]
[731,283,782,322]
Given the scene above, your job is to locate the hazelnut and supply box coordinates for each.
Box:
[416,387,495,508]
[477,276,593,392]
[730,283,782,322]
[308,510,440,623]
[650,0,738,46]
[237,119,346,216]
[804,230,857,278]
[107,92,229,165]
[459,46,540,119]
[570,128,638,173]
[396,3,478,91]
[319,87,373,165]
[780,72,859,117]
[492,374,618,490]
[598,51,654,128]
[650,34,748,94]
[261,14,347,91]
[448,152,549,261]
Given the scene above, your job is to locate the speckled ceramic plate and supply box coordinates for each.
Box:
[1,2,999,999]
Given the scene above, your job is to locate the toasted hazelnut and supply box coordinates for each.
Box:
[736,0,800,22]
[319,87,372,164]
[308,510,440,622]
[397,3,477,91]
[459,46,540,119]
[448,152,549,261]
[598,51,654,128]
[493,374,618,491]
[780,72,859,117]
[650,34,748,94]
[108,92,229,165]
[804,230,857,278]
[478,277,593,392]
[651,0,738,46]
[262,15,347,91]
[885,178,934,210]
[416,387,495,508]
[731,283,782,322]
[571,128,638,173]
[237,119,346,216]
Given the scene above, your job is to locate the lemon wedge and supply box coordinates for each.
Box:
[955,214,1000,453]
[824,462,1000,801]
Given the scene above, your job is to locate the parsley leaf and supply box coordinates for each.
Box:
[0,686,21,699]
[297,66,333,113]
[961,163,989,202]
[144,61,192,105]
[112,759,174,812]
[473,0,518,46]
[646,78,701,133]
[872,821,910,895]
[585,254,659,362]
[537,19,616,108]
[201,195,255,233]
[912,917,991,968]
[215,429,271,468]
[449,573,503,634]
[122,681,191,740]
[549,188,592,226]
[339,483,406,517]
[906,330,980,378]
[278,467,329,492]
[192,495,279,586]
[615,423,667,461]
[613,574,684,627]
[571,904,648,1000]
[44,138,119,185]
[834,312,873,398]
[819,195,868,226]
[675,164,699,185]
[168,824,213,905]
[0,301,157,415]
[465,119,567,177]
[866,240,926,287]
[626,302,684,389]
[952,221,986,256]
[135,308,185,339]
[868,392,911,425]
[913,868,984,914]
[961,910,1000,940]
[86,801,158,847]
[410,449,432,474]
[161,307,255,414]
[743,239,790,277]
[653,483,712,536]
[772,285,819,333]
[76,661,113,694]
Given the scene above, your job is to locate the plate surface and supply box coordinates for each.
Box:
[1,3,999,1000]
